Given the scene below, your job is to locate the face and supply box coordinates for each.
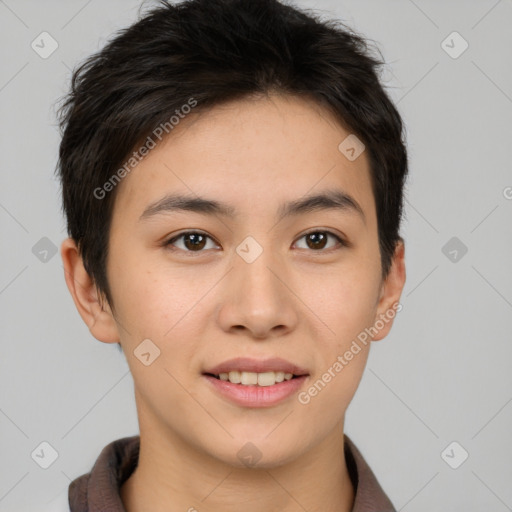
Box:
[70,94,405,468]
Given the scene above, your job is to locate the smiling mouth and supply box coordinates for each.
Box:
[204,371,303,387]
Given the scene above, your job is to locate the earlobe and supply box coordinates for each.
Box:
[60,238,120,344]
[372,238,406,342]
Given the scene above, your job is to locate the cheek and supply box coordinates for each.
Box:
[109,257,211,382]
[294,261,379,413]
[115,266,202,406]
[300,265,380,346]
[109,250,202,338]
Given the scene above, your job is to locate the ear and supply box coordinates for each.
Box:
[371,238,406,341]
[60,237,120,344]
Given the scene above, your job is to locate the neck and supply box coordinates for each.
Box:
[121,417,355,512]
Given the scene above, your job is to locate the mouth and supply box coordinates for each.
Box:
[202,357,310,407]
[202,357,309,385]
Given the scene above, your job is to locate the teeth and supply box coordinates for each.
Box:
[228,371,241,383]
[257,372,276,386]
[216,371,296,386]
[241,371,258,385]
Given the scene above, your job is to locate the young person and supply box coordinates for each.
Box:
[58,0,408,510]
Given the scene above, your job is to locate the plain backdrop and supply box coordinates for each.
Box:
[1,0,511,511]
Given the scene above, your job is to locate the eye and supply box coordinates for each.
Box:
[164,229,347,254]
[293,230,347,252]
[164,231,219,253]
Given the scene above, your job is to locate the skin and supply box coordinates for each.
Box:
[61,93,406,512]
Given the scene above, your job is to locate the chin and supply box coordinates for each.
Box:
[207,435,303,470]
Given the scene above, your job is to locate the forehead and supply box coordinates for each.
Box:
[110,94,375,225]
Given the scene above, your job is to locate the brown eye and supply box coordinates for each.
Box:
[295,230,346,251]
[165,231,218,252]
[306,232,327,250]
[183,233,206,250]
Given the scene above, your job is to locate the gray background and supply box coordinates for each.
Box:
[1,0,511,510]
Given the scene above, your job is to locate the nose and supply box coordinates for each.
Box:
[215,247,299,340]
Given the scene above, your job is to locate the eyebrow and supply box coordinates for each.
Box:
[138,189,366,224]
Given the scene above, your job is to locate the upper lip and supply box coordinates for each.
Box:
[204,357,309,376]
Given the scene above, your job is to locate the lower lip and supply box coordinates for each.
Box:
[203,375,309,408]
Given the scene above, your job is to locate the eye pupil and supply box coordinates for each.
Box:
[306,232,327,250]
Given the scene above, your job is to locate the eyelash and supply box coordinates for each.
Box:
[163,229,348,255]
